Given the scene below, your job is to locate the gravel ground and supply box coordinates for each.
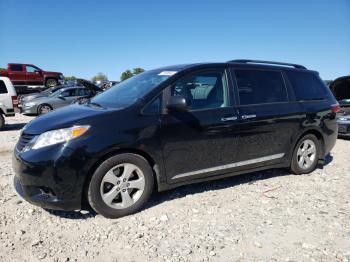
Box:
[0,114,349,262]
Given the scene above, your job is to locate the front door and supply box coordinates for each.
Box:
[25,65,43,85]
[160,68,240,183]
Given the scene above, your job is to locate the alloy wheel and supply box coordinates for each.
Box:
[99,163,145,209]
[296,139,317,169]
[39,105,51,114]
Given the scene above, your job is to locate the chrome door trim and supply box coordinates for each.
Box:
[171,153,285,180]
[221,116,238,121]
[241,114,256,119]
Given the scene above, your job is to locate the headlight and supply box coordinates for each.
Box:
[30,125,90,150]
[24,101,36,107]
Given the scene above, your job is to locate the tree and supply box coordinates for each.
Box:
[91,72,108,82]
[120,70,134,81]
[132,67,145,75]
[0,68,6,71]
[120,67,145,81]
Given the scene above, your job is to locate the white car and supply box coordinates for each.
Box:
[0,77,18,129]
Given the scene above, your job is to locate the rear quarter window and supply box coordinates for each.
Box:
[0,80,8,94]
[287,71,328,101]
[9,64,23,72]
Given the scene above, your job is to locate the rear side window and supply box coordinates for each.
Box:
[287,71,327,101]
[10,64,23,72]
[0,80,8,94]
[235,70,288,105]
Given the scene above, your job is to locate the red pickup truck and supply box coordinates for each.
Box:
[0,63,64,90]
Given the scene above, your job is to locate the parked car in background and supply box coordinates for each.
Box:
[19,79,100,107]
[13,60,339,218]
[19,86,65,106]
[0,77,18,129]
[0,63,64,94]
[337,111,350,137]
[330,75,350,113]
[99,81,119,91]
[21,86,97,115]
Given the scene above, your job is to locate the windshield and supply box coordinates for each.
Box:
[91,70,175,108]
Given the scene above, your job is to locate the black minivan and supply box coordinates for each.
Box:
[13,60,339,218]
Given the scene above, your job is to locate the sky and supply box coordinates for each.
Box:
[0,0,349,81]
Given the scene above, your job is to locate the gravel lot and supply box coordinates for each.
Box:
[1,114,350,262]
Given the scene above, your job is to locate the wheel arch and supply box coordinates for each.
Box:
[81,148,159,209]
[290,128,326,165]
[37,103,53,115]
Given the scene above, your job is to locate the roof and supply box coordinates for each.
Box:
[152,59,310,73]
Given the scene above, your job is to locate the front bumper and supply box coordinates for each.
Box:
[12,144,86,210]
[337,119,350,136]
[20,104,38,115]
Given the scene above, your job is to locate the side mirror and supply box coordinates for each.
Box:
[166,96,190,112]
[58,94,65,100]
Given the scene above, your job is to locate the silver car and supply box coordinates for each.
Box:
[21,87,94,115]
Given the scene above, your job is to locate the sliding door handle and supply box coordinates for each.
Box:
[221,116,238,122]
[241,114,256,120]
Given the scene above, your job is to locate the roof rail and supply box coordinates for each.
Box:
[228,59,307,69]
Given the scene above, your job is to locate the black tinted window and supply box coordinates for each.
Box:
[0,80,7,94]
[287,71,327,101]
[235,70,287,105]
[171,70,229,110]
[10,64,23,72]
[77,89,90,96]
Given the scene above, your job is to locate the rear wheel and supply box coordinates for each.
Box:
[45,79,58,88]
[290,134,321,175]
[87,153,154,219]
[37,104,52,115]
[0,114,4,130]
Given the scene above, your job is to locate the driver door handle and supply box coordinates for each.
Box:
[221,116,238,122]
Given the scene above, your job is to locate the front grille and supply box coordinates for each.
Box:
[16,133,35,151]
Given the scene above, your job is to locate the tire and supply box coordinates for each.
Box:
[88,153,154,219]
[45,79,58,88]
[290,134,321,175]
[37,104,52,115]
[0,114,5,130]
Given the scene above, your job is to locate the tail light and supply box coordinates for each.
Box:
[331,103,340,113]
[11,96,18,107]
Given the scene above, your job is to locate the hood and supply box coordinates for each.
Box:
[23,104,115,134]
[43,71,62,76]
[21,93,46,101]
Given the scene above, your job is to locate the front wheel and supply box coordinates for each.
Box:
[87,153,154,219]
[37,104,52,115]
[45,79,58,88]
[290,134,321,175]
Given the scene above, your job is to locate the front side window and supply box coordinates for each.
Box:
[25,66,38,73]
[235,69,288,105]
[10,64,23,72]
[170,69,229,110]
[60,89,76,97]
